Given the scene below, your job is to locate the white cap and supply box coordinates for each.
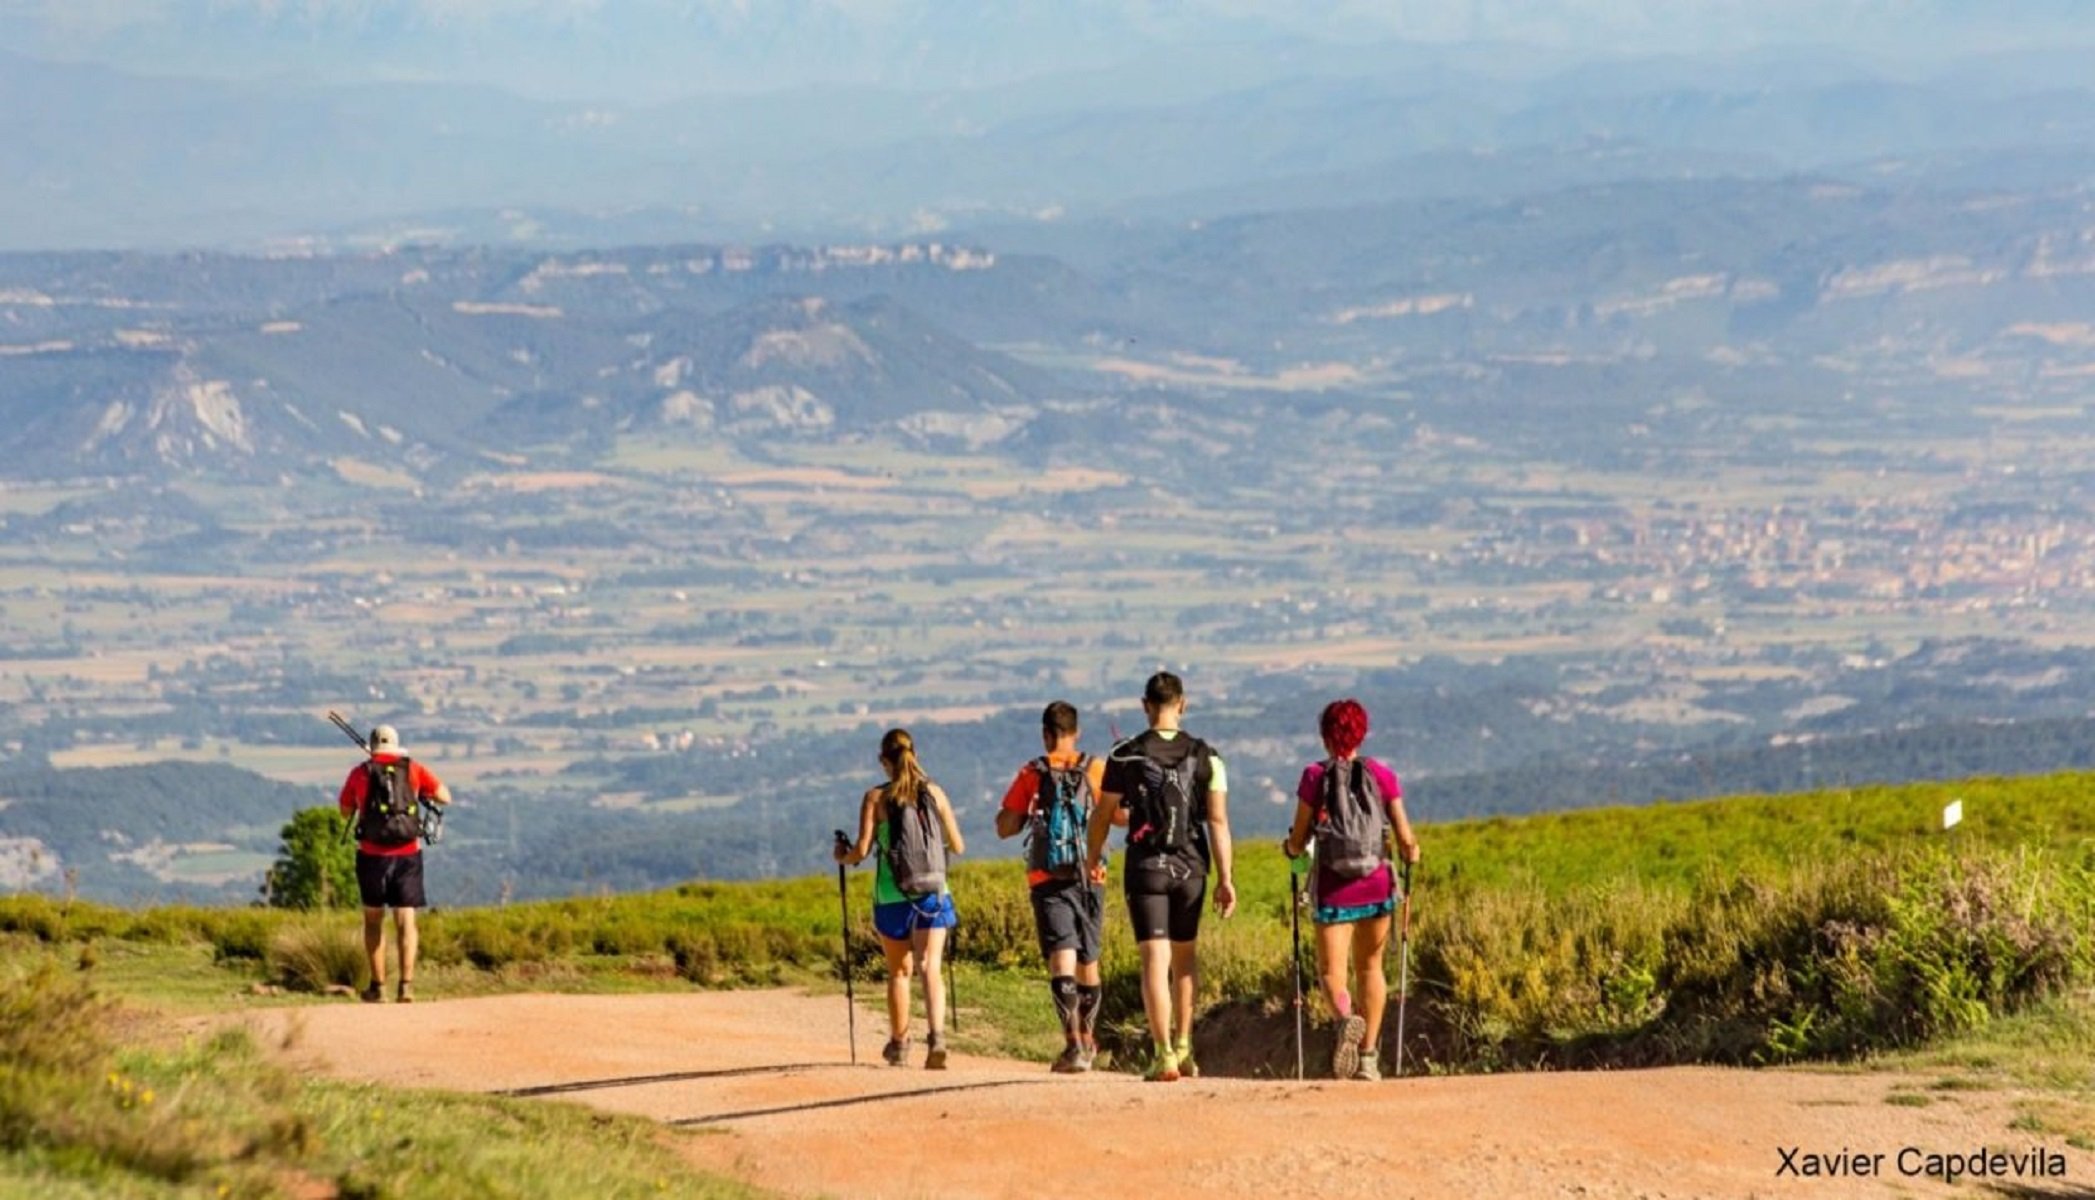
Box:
[370,725,401,754]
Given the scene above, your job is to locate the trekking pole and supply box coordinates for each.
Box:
[325,711,367,846]
[1393,860,1415,1078]
[833,830,858,1065]
[1288,864,1305,1081]
[325,710,368,752]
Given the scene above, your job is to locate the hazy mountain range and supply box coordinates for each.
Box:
[3,11,2093,251]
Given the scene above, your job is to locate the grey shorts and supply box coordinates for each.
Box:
[1030,877,1103,964]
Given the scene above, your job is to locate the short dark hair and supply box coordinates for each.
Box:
[1042,700,1080,737]
[1143,671,1184,707]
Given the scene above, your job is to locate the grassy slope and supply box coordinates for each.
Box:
[7,770,2095,1193]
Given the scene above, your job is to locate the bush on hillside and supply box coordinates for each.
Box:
[266,921,366,992]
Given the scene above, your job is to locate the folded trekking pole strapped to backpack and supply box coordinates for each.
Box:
[324,710,445,847]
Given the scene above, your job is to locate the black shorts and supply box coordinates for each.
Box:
[1123,854,1206,943]
[355,851,426,910]
[1030,877,1103,964]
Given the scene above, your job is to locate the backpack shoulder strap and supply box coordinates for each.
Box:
[1317,757,1348,817]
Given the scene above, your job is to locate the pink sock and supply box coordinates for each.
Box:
[1333,991,1352,1018]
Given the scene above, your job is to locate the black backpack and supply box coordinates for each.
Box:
[1127,745,1199,855]
[884,787,948,896]
[1315,757,1388,880]
[355,757,424,847]
[1026,755,1093,879]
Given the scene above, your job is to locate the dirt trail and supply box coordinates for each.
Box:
[240,991,2095,1199]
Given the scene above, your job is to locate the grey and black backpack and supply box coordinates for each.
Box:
[1026,755,1094,879]
[1315,758,1388,880]
[884,787,948,896]
[355,758,425,847]
[1127,747,1199,855]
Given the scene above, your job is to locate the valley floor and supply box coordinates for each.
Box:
[223,990,2092,1199]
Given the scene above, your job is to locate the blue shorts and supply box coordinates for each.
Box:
[1314,897,1397,927]
[874,894,957,942]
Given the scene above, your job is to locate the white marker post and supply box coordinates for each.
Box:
[1942,799,1963,831]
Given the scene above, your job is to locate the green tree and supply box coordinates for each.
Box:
[262,806,357,910]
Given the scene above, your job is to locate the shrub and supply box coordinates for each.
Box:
[209,910,277,963]
[266,920,366,992]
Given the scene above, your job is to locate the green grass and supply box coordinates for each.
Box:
[10,771,2095,1080]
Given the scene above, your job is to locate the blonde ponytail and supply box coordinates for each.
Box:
[880,728,932,807]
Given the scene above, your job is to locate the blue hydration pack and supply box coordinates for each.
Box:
[1026,755,1094,879]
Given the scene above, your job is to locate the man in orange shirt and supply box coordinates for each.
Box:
[337,724,450,1003]
[995,701,1112,1073]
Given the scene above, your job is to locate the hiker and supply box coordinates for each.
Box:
[834,728,966,1070]
[336,724,450,1004]
[1085,671,1236,1082]
[1282,698,1420,1080]
[995,700,1115,1073]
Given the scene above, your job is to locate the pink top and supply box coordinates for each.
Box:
[1296,757,1403,910]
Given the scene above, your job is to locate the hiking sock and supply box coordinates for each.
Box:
[1050,975,1080,1043]
[1075,982,1102,1045]
[1332,990,1353,1019]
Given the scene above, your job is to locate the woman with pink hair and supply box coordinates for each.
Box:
[1281,698,1420,1080]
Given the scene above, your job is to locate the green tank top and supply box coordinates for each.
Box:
[871,791,946,905]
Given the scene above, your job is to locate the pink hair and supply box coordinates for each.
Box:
[1319,699,1369,757]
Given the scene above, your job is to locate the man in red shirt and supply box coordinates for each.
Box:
[995,701,1113,1073]
[337,724,450,1003]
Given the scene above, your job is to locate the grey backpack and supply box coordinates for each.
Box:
[1315,758,1388,880]
[885,787,948,896]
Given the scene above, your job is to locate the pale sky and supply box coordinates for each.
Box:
[3,0,2085,101]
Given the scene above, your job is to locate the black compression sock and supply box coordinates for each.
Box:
[1075,982,1102,1040]
[1050,975,1080,1041]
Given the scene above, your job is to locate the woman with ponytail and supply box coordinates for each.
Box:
[834,728,965,1068]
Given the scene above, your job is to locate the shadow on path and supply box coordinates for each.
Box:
[671,1079,1049,1126]
[496,1062,869,1097]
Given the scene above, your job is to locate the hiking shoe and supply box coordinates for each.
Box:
[1073,1044,1097,1073]
[1050,1044,1084,1075]
[882,1037,910,1067]
[359,982,383,1004]
[924,1037,949,1071]
[1144,1048,1180,1083]
[396,981,414,1004]
[1174,1039,1199,1079]
[1353,1053,1382,1082]
[1331,1014,1366,1080]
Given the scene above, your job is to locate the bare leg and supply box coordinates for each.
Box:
[881,937,914,1040]
[1352,915,1393,1047]
[1316,921,1356,1016]
[1137,939,1173,1046]
[362,907,386,987]
[1047,948,1077,978]
[1074,958,1101,987]
[395,908,419,987]
[915,926,948,1035]
[1168,939,1199,1046]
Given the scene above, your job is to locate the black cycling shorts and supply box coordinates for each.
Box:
[355,851,427,910]
[1030,877,1103,964]
[1123,855,1206,943]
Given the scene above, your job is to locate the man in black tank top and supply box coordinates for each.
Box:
[1085,671,1236,1081]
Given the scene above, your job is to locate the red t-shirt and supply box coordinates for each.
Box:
[339,754,443,857]
[999,751,1107,887]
